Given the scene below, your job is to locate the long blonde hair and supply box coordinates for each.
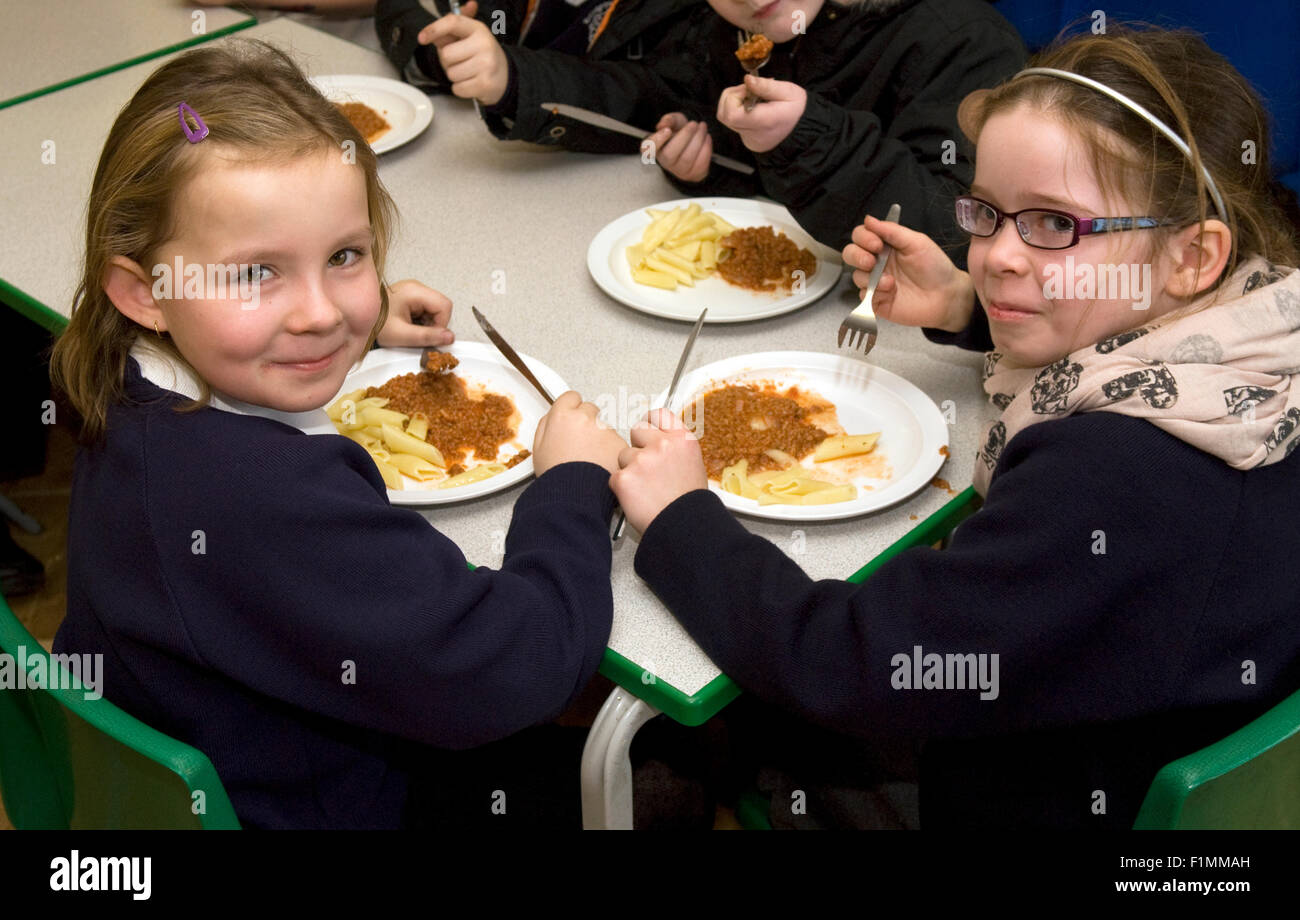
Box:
[51,40,397,442]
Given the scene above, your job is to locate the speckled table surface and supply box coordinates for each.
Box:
[0,1,254,108]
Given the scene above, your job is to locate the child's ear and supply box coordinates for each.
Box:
[1163,219,1232,298]
[103,255,166,332]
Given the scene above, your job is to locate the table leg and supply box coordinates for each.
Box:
[580,687,660,829]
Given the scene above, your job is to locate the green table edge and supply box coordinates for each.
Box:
[0,17,257,111]
[598,485,982,726]
[1,278,68,334]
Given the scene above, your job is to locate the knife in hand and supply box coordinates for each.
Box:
[541,103,756,176]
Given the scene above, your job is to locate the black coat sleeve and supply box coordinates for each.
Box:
[482,44,700,155]
[922,297,993,352]
[754,18,1026,253]
[375,0,530,92]
[632,413,1246,745]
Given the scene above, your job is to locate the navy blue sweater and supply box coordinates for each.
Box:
[55,359,616,828]
[634,309,1300,828]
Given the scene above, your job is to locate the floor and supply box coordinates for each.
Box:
[0,420,741,830]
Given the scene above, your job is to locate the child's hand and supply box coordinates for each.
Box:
[843,216,975,332]
[417,1,509,106]
[376,280,455,348]
[716,76,806,153]
[643,113,713,183]
[609,409,707,534]
[533,391,627,476]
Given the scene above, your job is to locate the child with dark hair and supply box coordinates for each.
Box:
[385,0,1025,251]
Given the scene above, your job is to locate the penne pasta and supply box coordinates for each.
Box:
[631,265,678,290]
[437,463,507,489]
[814,433,881,461]
[325,389,367,421]
[389,453,446,481]
[404,415,428,441]
[326,372,526,495]
[380,423,446,468]
[720,458,857,506]
[358,406,408,428]
[626,206,749,292]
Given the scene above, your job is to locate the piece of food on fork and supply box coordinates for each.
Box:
[420,350,459,374]
[735,33,773,112]
[736,33,773,66]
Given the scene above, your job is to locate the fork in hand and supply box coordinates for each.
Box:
[838,202,901,356]
[737,31,771,112]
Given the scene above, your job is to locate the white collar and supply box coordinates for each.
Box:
[129,336,333,431]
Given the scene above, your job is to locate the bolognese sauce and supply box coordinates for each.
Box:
[366,371,520,472]
[684,383,834,480]
[717,226,817,293]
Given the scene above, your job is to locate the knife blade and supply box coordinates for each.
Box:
[541,103,756,176]
[471,307,555,404]
[612,308,708,539]
[662,308,708,415]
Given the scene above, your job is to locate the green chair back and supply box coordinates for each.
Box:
[1134,687,1300,829]
[0,594,240,829]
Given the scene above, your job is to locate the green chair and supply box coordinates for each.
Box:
[0,593,240,829]
[1133,687,1300,829]
[736,687,1300,830]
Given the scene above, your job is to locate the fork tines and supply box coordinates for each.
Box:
[838,202,901,357]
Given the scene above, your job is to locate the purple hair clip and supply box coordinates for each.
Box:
[178,102,208,143]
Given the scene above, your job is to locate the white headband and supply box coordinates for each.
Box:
[1018,67,1228,219]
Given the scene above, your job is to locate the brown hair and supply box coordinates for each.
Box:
[50,40,396,442]
[959,24,1299,286]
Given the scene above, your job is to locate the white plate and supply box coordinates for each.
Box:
[297,344,566,506]
[587,197,842,323]
[666,352,950,521]
[310,74,434,154]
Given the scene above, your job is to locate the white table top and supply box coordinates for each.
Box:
[0,17,994,701]
[0,1,253,107]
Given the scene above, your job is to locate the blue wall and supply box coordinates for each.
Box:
[992,0,1300,191]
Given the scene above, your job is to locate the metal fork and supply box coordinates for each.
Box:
[737,31,770,112]
[838,202,901,355]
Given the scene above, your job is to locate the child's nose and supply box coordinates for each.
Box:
[983,217,1032,274]
[285,278,345,332]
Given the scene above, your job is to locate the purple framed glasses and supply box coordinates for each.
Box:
[955,195,1179,250]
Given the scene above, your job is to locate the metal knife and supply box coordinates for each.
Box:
[541,103,756,176]
[612,308,708,539]
[471,307,555,404]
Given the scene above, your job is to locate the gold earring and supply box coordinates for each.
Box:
[154,321,162,337]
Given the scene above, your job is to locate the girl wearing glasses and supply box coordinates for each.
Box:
[611,25,1300,828]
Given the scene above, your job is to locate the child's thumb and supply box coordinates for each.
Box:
[746,74,793,99]
[863,213,921,251]
[460,0,479,17]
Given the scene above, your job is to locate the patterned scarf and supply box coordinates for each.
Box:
[974,257,1300,495]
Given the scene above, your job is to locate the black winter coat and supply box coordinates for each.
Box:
[378,0,1026,253]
